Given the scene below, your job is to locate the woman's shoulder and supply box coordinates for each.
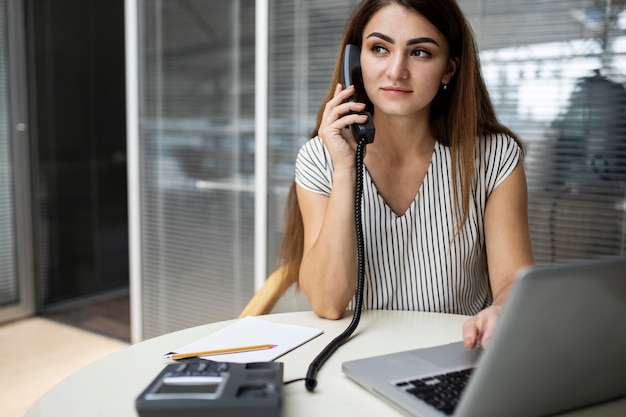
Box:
[479,131,519,147]
[475,132,522,191]
[297,135,327,162]
[299,135,324,151]
[436,132,521,161]
[295,136,333,195]
[477,132,522,159]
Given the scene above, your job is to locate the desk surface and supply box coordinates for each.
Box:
[26,310,626,417]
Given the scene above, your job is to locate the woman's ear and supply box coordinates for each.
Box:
[443,57,459,85]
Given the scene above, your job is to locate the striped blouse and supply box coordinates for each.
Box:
[294,133,521,316]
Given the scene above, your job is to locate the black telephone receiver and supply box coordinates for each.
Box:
[341,44,375,144]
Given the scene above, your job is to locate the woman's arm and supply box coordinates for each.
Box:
[297,176,356,319]
[298,84,370,319]
[463,161,535,348]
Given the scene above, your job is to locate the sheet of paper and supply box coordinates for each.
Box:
[169,316,323,363]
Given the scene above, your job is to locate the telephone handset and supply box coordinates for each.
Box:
[341,44,375,144]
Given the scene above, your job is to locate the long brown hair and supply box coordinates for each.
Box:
[277,0,521,286]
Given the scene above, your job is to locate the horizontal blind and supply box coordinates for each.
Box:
[0,0,18,307]
[460,0,626,264]
[139,0,256,339]
[266,0,360,267]
[267,0,626,268]
[136,0,626,337]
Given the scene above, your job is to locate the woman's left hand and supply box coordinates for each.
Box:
[462,305,502,349]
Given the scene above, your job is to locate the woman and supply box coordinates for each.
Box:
[280,0,534,349]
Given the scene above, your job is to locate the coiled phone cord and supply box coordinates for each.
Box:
[304,136,368,391]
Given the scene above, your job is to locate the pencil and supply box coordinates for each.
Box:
[163,344,277,360]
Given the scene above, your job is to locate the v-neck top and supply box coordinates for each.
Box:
[294,133,521,315]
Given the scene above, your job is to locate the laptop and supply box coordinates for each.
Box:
[342,257,626,417]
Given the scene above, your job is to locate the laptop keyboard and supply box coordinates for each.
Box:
[394,368,474,415]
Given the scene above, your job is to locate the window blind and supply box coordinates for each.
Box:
[266,0,361,266]
[138,0,256,339]
[460,0,626,263]
[264,0,362,312]
[135,0,625,339]
[0,0,19,307]
[266,0,626,267]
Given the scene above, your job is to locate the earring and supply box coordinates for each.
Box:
[443,84,448,90]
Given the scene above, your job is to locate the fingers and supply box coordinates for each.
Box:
[462,316,480,350]
[462,306,501,350]
[326,84,367,123]
[316,84,371,170]
[319,85,369,145]
[479,318,496,348]
[323,102,367,130]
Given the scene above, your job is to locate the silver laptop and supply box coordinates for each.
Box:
[342,257,626,417]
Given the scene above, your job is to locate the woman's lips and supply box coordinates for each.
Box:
[381,86,412,95]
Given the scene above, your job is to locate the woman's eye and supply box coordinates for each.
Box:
[371,45,388,55]
[412,49,432,58]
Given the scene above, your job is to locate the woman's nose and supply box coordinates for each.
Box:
[387,54,409,80]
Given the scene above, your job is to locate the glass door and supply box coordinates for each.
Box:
[0,0,35,323]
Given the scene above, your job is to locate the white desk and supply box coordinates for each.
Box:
[25,310,626,417]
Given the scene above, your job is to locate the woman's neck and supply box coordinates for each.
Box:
[369,113,435,161]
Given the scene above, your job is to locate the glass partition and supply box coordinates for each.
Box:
[463,0,626,263]
[137,0,256,338]
[133,0,626,339]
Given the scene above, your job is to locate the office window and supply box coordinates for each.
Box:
[268,0,626,267]
[133,0,625,339]
[268,0,626,268]
[461,0,626,263]
[266,0,361,269]
[137,0,256,338]
[135,0,365,339]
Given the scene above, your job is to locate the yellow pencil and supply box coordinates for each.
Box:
[163,344,277,360]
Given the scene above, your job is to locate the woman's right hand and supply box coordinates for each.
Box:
[318,83,370,172]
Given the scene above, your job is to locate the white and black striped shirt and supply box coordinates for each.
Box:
[295,133,521,316]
